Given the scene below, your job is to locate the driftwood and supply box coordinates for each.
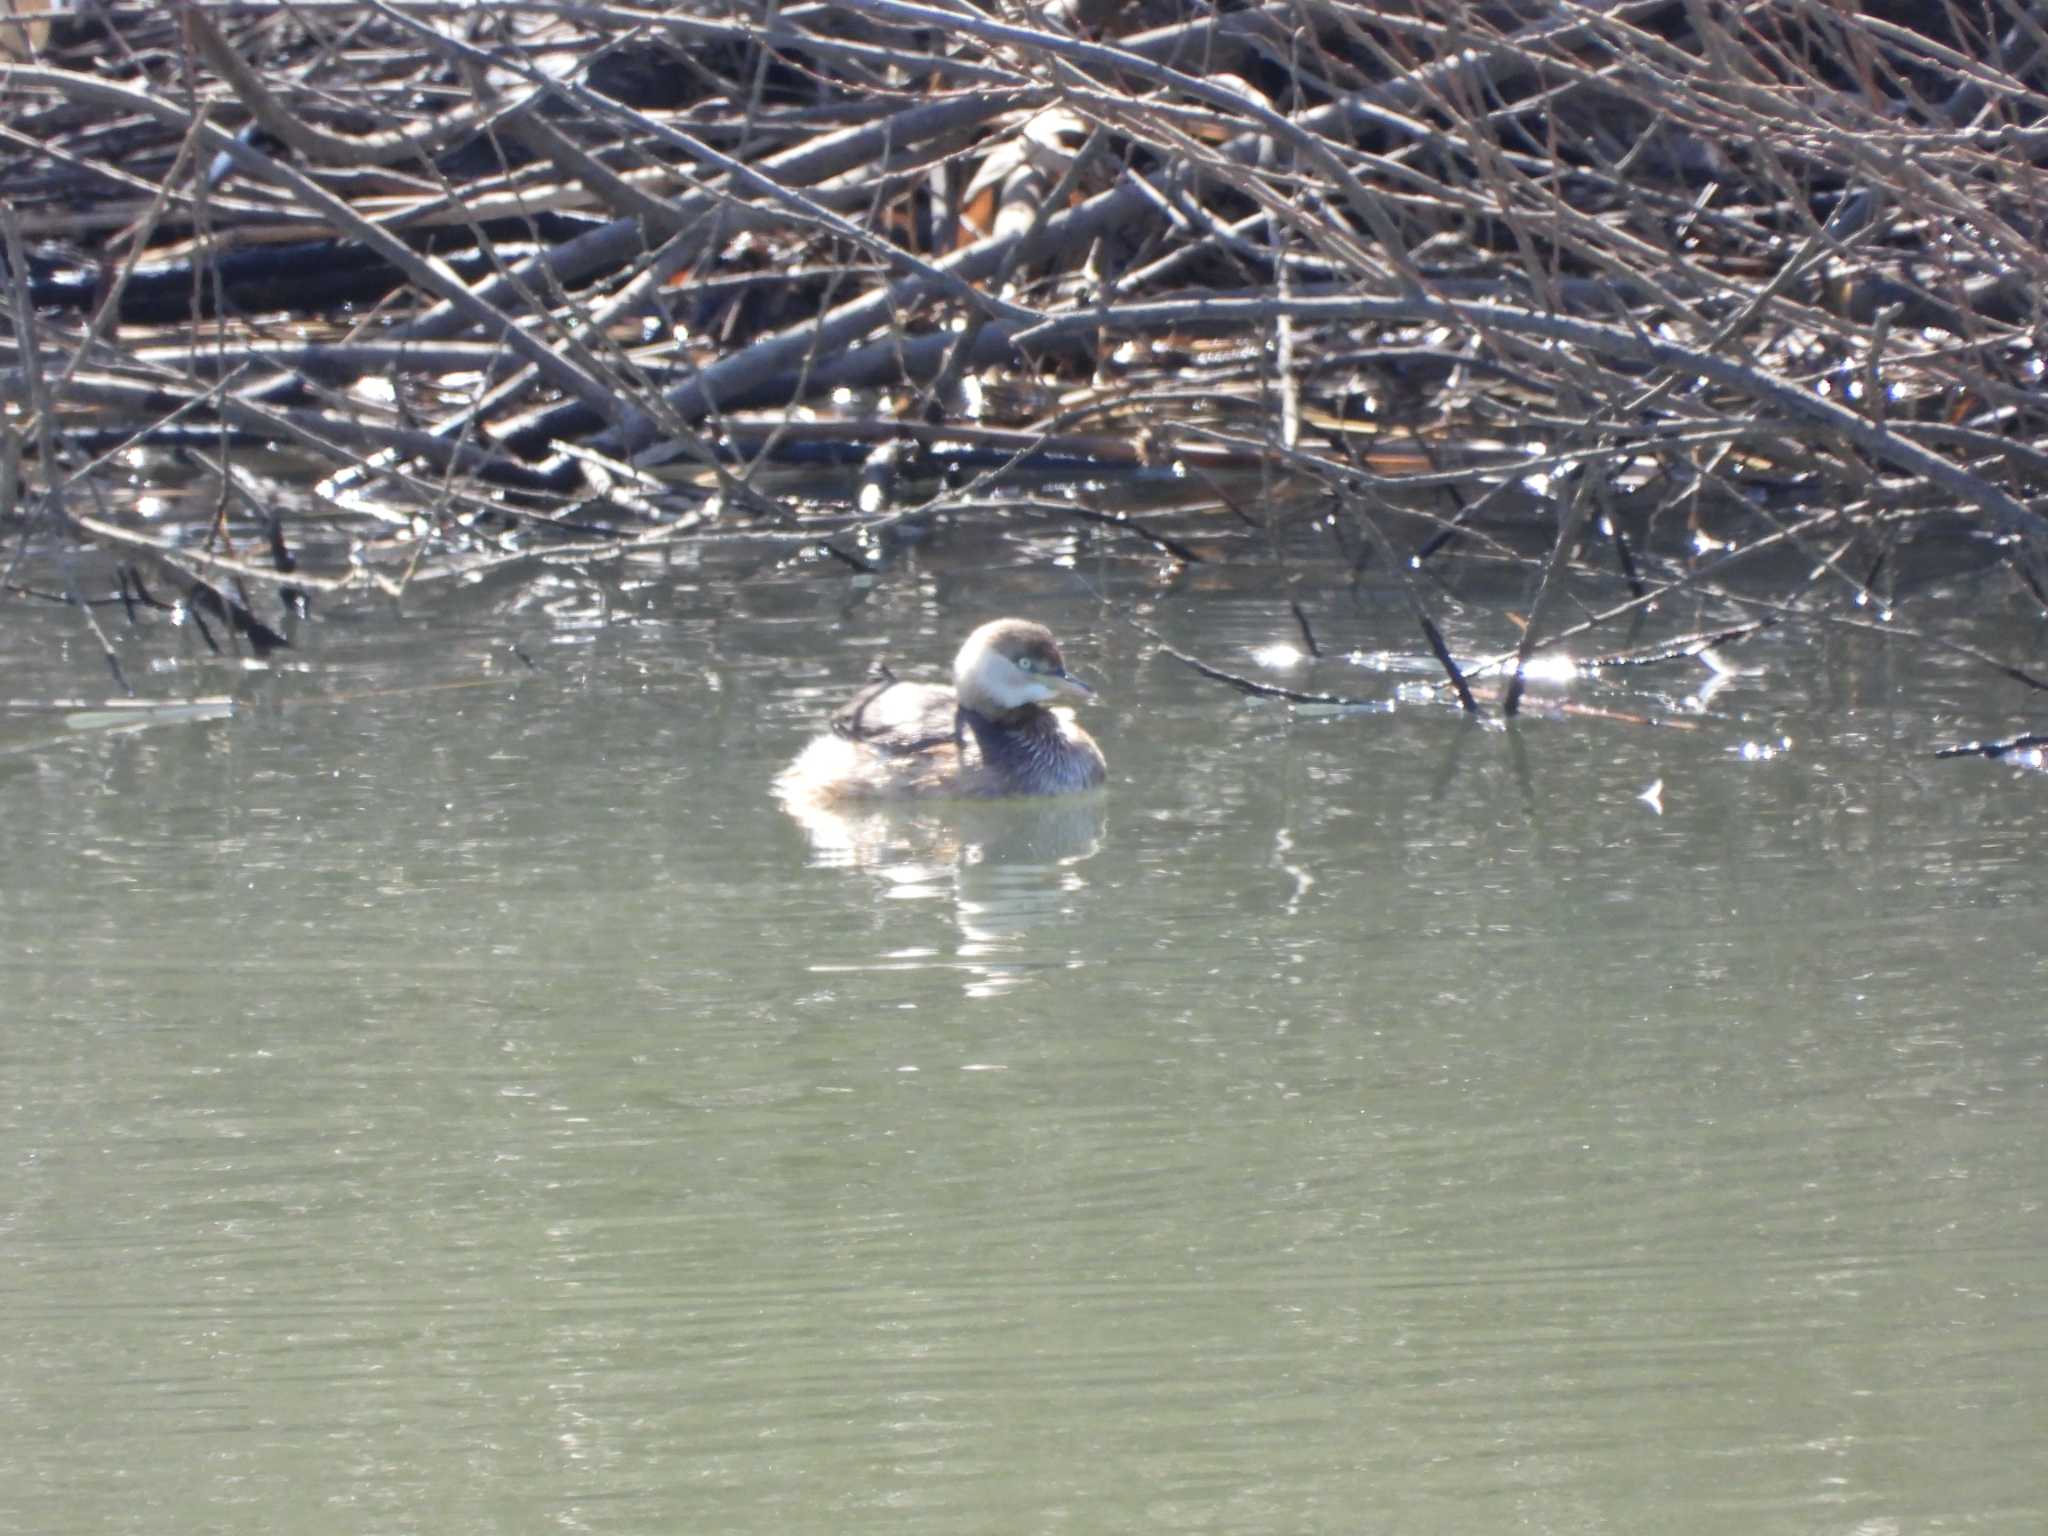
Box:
[0,0,2042,736]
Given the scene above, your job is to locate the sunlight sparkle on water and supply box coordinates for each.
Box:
[1252,642,1308,670]
[1518,652,1581,685]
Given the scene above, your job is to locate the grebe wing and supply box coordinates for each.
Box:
[830,679,960,757]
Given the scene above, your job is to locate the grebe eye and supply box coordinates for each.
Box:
[1016,656,1037,672]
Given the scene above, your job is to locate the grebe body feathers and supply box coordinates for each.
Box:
[780,619,1106,801]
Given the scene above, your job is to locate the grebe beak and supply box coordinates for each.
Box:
[1051,671,1095,701]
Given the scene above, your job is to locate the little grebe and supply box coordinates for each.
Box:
[778,619,1107,801]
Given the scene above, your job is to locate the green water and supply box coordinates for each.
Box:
[2,565,2043,1534]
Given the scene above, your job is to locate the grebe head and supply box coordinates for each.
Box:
[953,618,1095,716]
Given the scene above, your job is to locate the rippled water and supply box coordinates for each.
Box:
[3,556,2044,1534]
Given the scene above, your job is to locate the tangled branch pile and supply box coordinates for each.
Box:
[2,0,2046,663]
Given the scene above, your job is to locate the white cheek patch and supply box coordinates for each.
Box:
[983,660,1058,710]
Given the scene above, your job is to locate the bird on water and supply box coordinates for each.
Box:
[778,618,1107,801]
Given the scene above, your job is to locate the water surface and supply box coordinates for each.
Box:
[3,562,2044,1534]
